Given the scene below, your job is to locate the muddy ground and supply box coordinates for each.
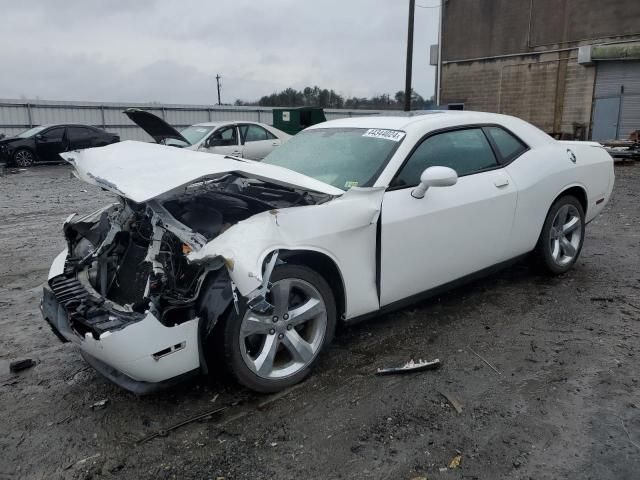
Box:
[0,164,638,480]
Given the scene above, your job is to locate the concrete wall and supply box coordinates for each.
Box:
[441,52,596,135]
[440,0,639,137]
[442,0,640,61]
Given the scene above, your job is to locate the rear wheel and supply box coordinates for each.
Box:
[535,195,585,275]
[220,264,336,393]
[13,148,35,167]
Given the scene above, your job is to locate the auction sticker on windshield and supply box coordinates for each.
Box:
[362,129,405,142]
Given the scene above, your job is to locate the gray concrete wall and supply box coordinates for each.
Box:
[440,0,639,138]
[441,52,596,135]
[442,0,640,61]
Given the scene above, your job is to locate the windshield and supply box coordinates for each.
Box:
[180,125,215,144]
[262,128,404,190]
[17,125,48,138]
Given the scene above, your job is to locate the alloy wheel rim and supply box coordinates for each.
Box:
[239,278,327,380]
[549,204,582,266]
[15,150,33,167]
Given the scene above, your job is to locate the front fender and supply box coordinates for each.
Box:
[187,187,386,319]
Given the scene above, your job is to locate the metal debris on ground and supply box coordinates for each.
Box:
[449,454,462,469]
[136,406,227,445]
[90,399,109,409]
[63,453,101,471]
[439,390,463,414]
[468,346,502,376]
[9,359,36,373]
[375,358,440,375]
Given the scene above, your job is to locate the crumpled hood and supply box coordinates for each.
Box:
[0,136,19,144]
[61,140,344,203]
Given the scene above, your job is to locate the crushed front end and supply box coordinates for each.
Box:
[41,174,326,393]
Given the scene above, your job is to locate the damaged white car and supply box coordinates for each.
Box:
[41,112,614,394]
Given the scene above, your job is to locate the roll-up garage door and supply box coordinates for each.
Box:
[592,60,640,140]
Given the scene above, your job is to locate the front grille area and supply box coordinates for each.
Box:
[49,274,143,339]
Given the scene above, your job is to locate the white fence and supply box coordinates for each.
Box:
[0,99,401,141]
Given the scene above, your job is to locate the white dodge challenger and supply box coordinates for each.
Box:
[41,112,614,393]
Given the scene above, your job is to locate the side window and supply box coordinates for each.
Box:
[85,127,100,138]
[485,126,527,162]
[42,127,65,141]
[67,127,90,141]
[211,126,237,145]
[392,128,498,188]
[244,125,270,142]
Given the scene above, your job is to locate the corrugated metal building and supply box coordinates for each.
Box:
[438,0,640,140]
[0,99,400,141]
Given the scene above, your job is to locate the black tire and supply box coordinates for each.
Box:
[13,148,36,167]
[534,195,585,275]
[220,264,336,393]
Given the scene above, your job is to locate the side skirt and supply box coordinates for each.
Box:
[345,253,530,326]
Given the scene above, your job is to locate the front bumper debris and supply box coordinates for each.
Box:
[41,276,202,394]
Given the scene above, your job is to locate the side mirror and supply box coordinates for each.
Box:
[35,134,44,141]
[208,138,225,147]
[411,166,458,199]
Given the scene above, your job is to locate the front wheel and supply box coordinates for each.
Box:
[535,195,585,275]
[13,148,36,167]
[220,264,336,393]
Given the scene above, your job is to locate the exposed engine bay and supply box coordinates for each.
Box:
[56,174,328,339]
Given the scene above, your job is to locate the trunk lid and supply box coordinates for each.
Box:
[61,140,344,203]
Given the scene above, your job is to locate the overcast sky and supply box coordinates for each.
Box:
[0,0,439,105]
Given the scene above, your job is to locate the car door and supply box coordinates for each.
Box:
[239,124,280,160]
[87,127,108,147]
[35,126,67,161]
[201,125,242,157]
[67,126,94,150]
[380,127,517,306]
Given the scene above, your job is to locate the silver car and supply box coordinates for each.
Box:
[124,108,290,160]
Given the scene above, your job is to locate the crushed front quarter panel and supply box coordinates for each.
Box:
[188,187,386,319]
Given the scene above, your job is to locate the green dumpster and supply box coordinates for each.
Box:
[272,107,326,135]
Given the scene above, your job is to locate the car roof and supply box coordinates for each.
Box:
[193,121,267,127]
[306,110,520,131]
[35,123,100,129]
[306,110,555,148]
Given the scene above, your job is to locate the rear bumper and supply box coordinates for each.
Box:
[41,251,203,394]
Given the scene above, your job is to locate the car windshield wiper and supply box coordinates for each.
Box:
[224,155,249,163]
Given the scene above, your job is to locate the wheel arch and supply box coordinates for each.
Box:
[536,184,588,245]
[277,249,347,322]
[555,185,588,215]
[12,145,37,162]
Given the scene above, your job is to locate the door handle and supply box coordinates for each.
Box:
[493,177,509,188]
[232,151,241,156]
[272,142,279,146]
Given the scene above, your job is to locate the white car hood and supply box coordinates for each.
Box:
[61,140,344,203]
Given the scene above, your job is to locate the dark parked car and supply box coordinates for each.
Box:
[0,124,120,167]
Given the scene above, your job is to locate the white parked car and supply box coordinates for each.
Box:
[42,111,614,394]
[124,108,290,160]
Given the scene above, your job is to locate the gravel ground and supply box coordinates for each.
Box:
[0,164,638,480]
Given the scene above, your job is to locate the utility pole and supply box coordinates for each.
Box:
[404,0,416,112]
[436,2,443,106]
[215,74,222,105]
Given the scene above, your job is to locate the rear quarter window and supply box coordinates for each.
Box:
[485,126,528,163]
